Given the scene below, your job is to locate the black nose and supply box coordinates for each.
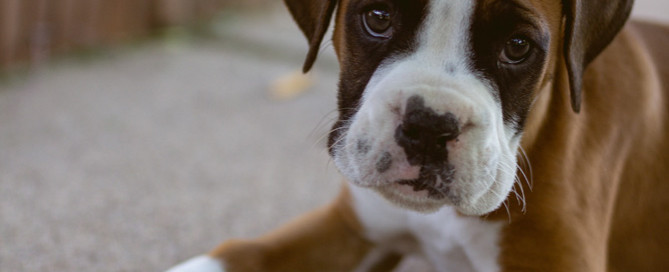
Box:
[394,95,460,166]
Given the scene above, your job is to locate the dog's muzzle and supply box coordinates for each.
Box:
[394,95,461,197]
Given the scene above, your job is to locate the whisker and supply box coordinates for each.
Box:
[518,175,528,212]
[319,39,334,56]
[328,133,348,151]
[311,125,349,151]
[496,157,528,214]
[516,164,530,190]
[418,181,452,199]
[502,199,512,223]
[518,146,534,191]
[307,109,339,139]
[515,180,527,213]
[511,183,522,206]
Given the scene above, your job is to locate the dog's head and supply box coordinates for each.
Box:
[285,0,633,215]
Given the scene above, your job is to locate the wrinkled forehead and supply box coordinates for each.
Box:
[337,0,562,15]
[336,0,562,37]
[330,0,564,128]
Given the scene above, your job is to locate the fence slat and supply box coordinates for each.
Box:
[50,0,76,52]
[0,0,22,68]
[1,0,233,71]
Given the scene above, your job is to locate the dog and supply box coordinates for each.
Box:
[167,0,669,271]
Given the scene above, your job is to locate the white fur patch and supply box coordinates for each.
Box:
[165,255,224,272]
[332,0,525,270]
[333,0,518,216]
[351,186,503,272]
[408,207,503,272]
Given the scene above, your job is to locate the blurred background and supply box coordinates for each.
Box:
[0,1,667,271]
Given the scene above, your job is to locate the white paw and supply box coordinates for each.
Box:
[165,255,225,272]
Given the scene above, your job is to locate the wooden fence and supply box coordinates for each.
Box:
[0,0,253,70]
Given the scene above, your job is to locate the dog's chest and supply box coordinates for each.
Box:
[350,186,503,272]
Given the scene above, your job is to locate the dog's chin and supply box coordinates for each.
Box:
[374,183,451,213]
[344,164,514,216]
[354,178,509,216]
[333,134,516,216]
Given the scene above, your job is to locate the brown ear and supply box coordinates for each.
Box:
[563,0,634,113]
[284,0,338,73]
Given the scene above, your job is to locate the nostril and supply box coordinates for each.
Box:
[395,95,462,165]
[440,132,457,141]
[438,121,460,141]
[436,134,453,149]
[435,139,446,150]
[401,125,420,141]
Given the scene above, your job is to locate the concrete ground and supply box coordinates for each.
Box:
[1,2,667,272]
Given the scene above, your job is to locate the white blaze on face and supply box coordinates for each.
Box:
[333,0,519,215]
[166,256,224,272]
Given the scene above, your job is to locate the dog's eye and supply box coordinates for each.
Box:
[363,8,393,38]
[500,37,531,64]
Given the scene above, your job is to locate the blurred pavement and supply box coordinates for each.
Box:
[1,2,667,271]
[1,4,342,271]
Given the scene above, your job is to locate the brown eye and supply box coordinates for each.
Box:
[363,8,393,38]
[500,37,531,64]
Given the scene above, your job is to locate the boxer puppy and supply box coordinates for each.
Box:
[168,0,669,271]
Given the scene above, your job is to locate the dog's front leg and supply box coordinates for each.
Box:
[206,187,401,272]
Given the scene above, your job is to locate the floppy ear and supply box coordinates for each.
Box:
[284,0,338,73]
[562,0,634,113]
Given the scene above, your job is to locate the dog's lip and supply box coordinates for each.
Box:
[381,162,422,180]
[397,179,449,199]
[379,181,447,200]
[389,182,431,197]
[372,182,450,212]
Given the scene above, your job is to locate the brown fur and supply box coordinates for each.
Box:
[487,16,669,270]
[210,186,376,271]
[209,1,669,271]
[490,23,669,271]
